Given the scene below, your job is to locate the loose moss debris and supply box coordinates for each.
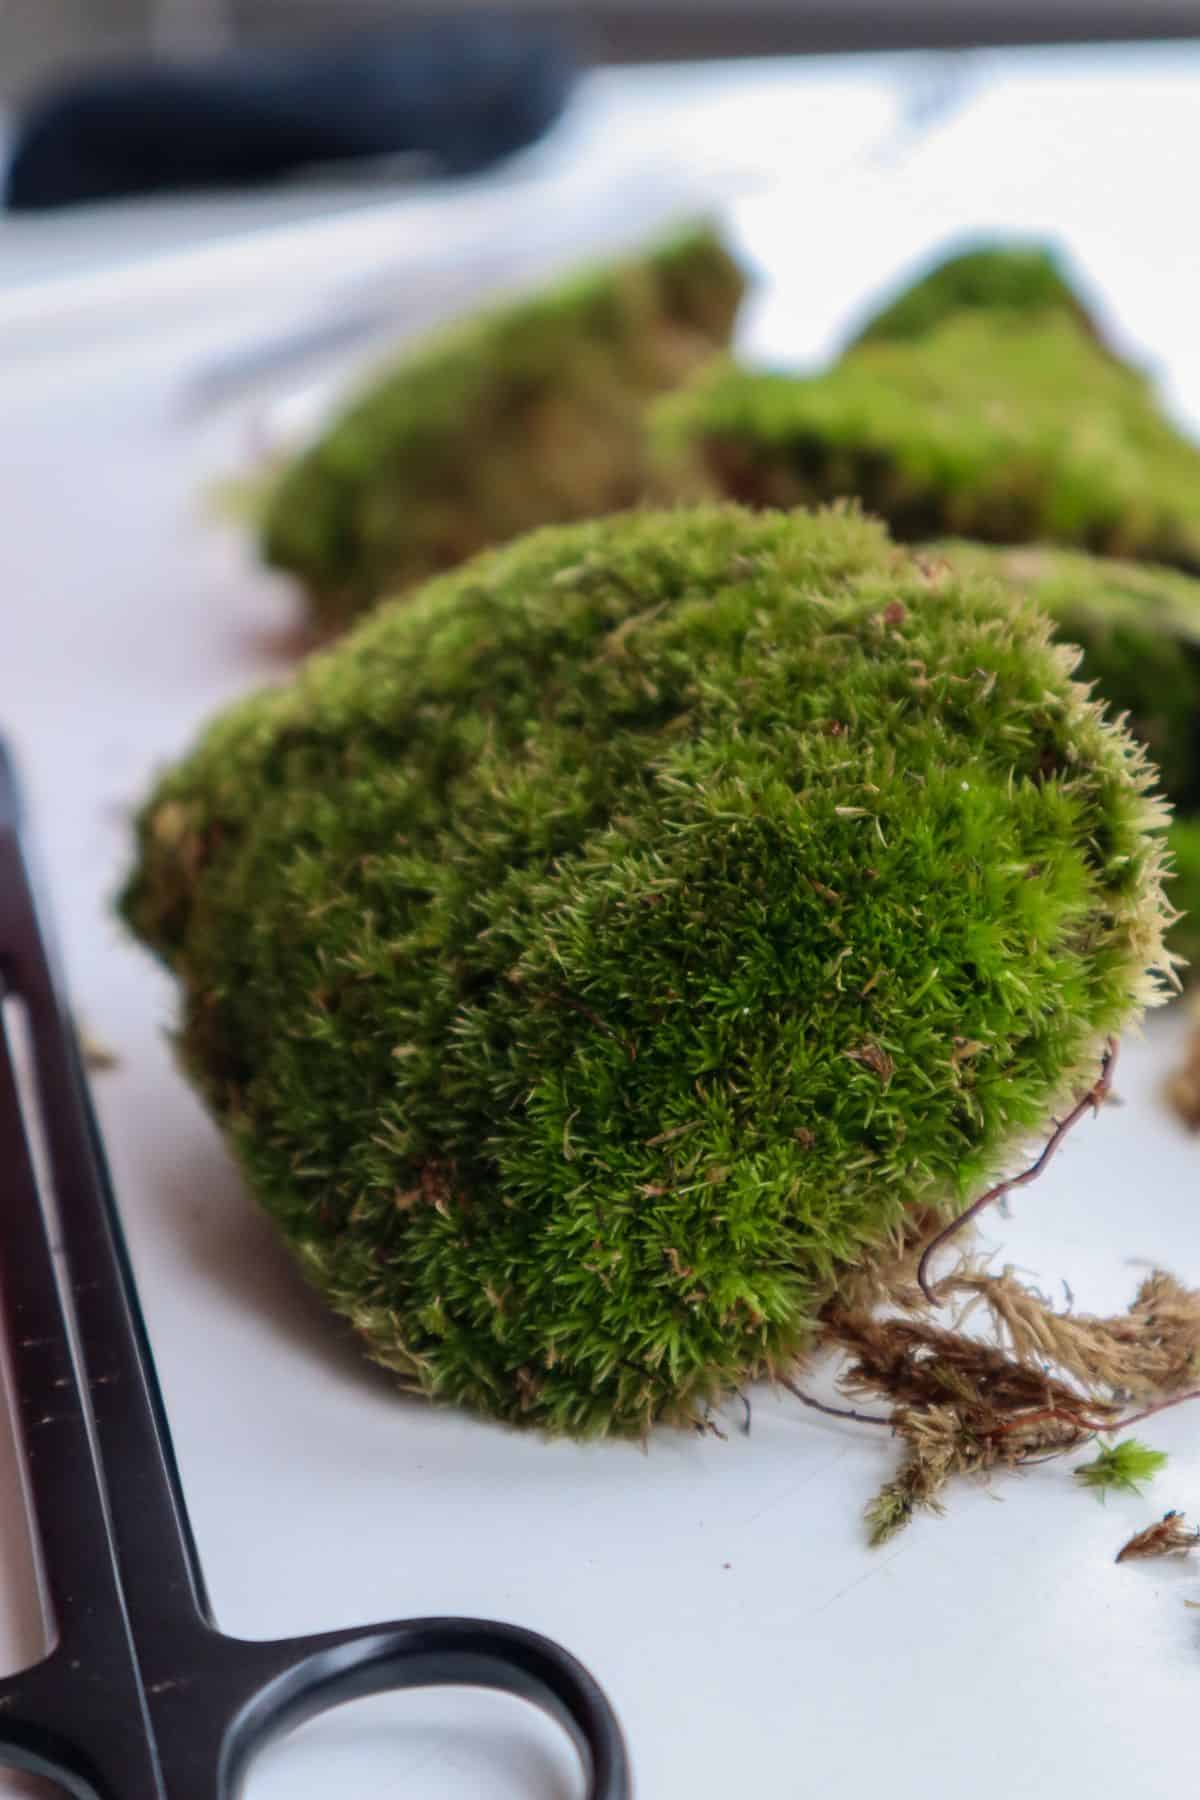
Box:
[1116,1510,1200,1562]
[77,1020,121,1073]
[121,504,1174,1444]
[260,222,746,630]
[653,313,1200,569]
[1075,1438,1169,1500]
[819,1220,1200,1543]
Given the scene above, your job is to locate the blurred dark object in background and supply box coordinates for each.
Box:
[9,5,1200,115]
[561,1,1200,59]
[4,20,576,211]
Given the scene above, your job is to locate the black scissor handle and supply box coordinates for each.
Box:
[0,1613,631,1800]
[206,1616,629,1797]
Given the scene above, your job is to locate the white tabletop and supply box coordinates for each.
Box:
[1,46,1198,1800]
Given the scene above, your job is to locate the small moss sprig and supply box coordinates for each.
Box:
[1075,1439,1169,1500]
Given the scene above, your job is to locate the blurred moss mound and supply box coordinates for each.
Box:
[260,222,746,631]
[844,240,1105,349]
[653,312,1200,569]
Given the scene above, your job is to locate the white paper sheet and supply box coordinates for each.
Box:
[1,45,1197,1799]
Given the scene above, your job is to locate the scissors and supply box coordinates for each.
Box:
[0,742,631,1799]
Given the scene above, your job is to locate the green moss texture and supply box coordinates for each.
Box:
[935,543,1200,967]
[122,507,1170,1434]
[653,314,1200,569]
[845,240,1102,350]
[260,222,745,630]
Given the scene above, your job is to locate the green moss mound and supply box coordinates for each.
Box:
[935,542,1200,966]
[1163,817,1200,968]
[937,545,1200,808]
[653,314,1200,569]
[846,240,1101,350]
[260,222,746,630]
[122,506,1170,1435]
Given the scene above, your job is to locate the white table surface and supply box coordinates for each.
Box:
[1,46,1198,1800]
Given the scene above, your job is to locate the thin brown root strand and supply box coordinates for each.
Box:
[779,1376,891,1428]
[989,1405,1112,1437]
[916,1038,1118,1304]
[1107,1387,1200,1431]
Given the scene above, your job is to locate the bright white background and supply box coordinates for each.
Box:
[1,44,1198,1798]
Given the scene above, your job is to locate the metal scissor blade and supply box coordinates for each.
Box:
[0,757,175,1793]
[0,744,211,1646]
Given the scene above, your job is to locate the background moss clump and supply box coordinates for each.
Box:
[844,239,1103,349]
[653,314,1200,569]
[936,542,1200,966]
[122,506,1170,1436]
[260,222,746,630]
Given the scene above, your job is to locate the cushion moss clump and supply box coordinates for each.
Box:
[260,221,746,631]
[653,313,1200,569]
[934,542,1200,966]
[121,506,1171,1437]
[845,239,1103,350]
